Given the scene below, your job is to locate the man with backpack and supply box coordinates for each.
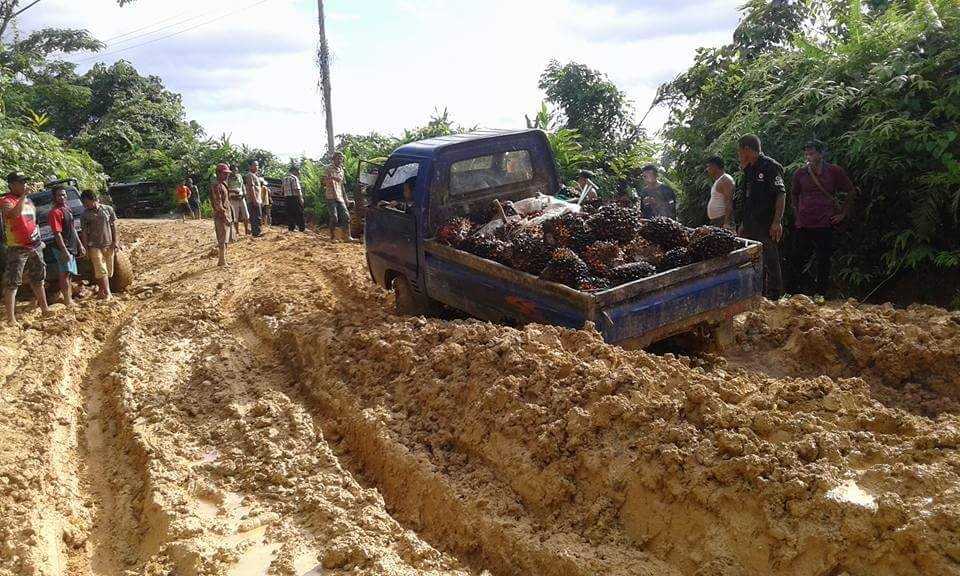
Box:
[791,140,856,296]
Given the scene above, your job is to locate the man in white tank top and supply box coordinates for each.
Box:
[706,156,734,229]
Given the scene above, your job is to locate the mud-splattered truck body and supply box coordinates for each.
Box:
[363,129,763,347]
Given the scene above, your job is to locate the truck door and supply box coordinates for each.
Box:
[364,158,423,286]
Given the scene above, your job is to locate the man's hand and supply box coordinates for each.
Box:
[830,213,845,225]
[77,246,87,259]
[298,196,305,207]
[769,222,783,243]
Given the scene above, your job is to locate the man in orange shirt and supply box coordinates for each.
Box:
[175,179,192,222]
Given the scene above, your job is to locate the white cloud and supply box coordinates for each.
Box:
[14,0,742,161]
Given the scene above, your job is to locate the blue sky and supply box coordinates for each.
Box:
[15,0,743,159]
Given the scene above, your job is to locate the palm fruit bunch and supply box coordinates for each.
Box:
[588,205,642,244]
[542,212,594,250]
[462,235,510,263]
[639,216,690,250]
[579,276,610,292]
[498,221,541,243]
[540,248,592,289]
[510,232,552,275]
[622,237,664,266]
[580,197,605,214]
[437,217,474,248]
[581,241,625,276]
[688,226,743,262]
[607,261,657,285]
[658,247,694,272]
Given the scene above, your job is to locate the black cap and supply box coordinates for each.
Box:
[6,172,27,184]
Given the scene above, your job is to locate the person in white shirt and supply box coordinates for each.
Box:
[706,156,735,229]
[282,166,305,232]
[323,152,355,242]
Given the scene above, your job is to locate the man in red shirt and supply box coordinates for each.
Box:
[791,140,856,296]
[2,172,49,325]
[48,186,86,306]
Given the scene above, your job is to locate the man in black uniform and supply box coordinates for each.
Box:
[736,134,785,299]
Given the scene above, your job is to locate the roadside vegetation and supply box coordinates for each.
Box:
[1,0,957,305]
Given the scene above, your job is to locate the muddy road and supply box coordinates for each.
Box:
[1,220,958,576]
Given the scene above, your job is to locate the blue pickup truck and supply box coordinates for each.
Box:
[363,129,762,348]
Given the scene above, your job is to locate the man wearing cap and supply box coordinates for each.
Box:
[211,163,233,267]
[2,172,50,324]
[243,161,263,237]
[791,140,856,296]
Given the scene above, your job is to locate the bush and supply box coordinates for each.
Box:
[0,125,105,190]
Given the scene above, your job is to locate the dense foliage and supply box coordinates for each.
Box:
[656,0,960,303]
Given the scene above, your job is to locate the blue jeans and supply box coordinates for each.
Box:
[327,200,349,232]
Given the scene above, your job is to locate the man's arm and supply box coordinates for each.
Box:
[50,211,69,254]
[834,165,856,222]
[109,208,120,250]
[770,167,787,242]
[719,177,735,227]
[79,224,89,254]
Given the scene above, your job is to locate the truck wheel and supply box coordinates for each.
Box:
[110,250,134,293]
[393,276,422,315]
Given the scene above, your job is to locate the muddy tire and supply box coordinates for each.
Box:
[392,275,421,315]
[110,249,134,293]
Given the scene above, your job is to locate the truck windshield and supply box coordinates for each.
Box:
[450,149,533,196]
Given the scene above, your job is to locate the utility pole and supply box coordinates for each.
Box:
[317,0,335,157]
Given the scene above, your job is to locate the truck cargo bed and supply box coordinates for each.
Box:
[423,239,763,347]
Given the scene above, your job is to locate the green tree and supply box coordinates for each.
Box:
[656,0,960,302]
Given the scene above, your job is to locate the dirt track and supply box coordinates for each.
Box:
[1,220,958,576]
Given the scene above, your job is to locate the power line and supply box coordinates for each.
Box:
[100,3,244,48]
[101,8,210,44]
[69,0,271,65]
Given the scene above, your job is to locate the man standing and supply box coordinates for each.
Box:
[227,164,249,237]
[48,186,85,307]
[706,156,735,229]
[2,173,49,325]
[736,134,786,300]
[324,152,353,241]
[639,165,677,219]
[259,176,272,227]
[187,177,202,220]
[243,161,263,237]
[791,140,856,296]
[79,190,120,300]
[175,179,192,222]
[282,166,306,232]
[210,163,232,267]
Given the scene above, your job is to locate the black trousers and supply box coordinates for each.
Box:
[796,227,834,296]
[743,227,783,300]
[287,199,305,232]
[248,202,262,236]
